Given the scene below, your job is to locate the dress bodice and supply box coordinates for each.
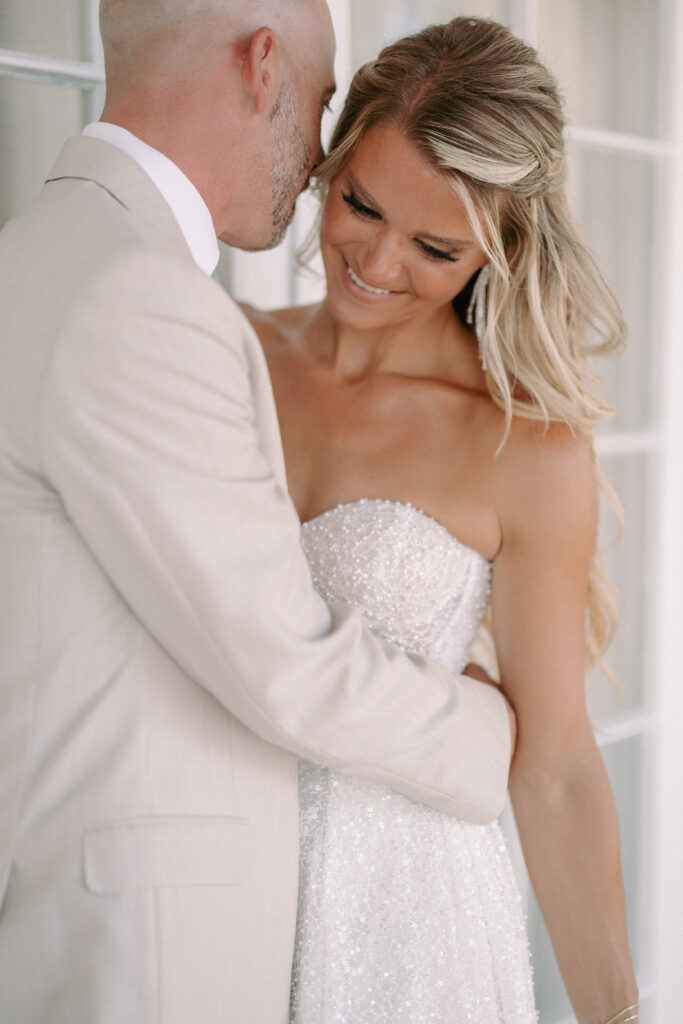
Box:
[301,498,491,673]
[293,499,537,1024]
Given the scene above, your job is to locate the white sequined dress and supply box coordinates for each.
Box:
[291,499,537,1024]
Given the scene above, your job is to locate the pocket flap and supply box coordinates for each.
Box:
[83,815,253,893]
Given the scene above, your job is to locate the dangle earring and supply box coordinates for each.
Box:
[466,264,490,370]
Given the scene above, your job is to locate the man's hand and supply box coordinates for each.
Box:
[463,662,517,758]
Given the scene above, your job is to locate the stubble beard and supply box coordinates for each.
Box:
[261,81,312,251]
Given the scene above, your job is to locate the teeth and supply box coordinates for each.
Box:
[347,263,392,296]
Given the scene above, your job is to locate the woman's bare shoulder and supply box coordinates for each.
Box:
[510,417,594,481]
[239,301,319,347]
[496,418,598,543]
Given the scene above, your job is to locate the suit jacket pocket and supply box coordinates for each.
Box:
[83,815,253,893]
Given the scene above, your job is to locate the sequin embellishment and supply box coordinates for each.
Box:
[291,499,537,1023]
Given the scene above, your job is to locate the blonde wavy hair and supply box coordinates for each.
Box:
[314,17,623,678]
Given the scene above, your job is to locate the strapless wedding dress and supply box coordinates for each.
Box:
[291,499,537,1023]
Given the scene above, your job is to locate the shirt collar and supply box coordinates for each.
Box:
[82,122,220,276]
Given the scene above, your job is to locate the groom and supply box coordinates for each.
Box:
[0,1,514,1021]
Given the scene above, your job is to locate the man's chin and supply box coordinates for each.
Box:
[217,198,297,252]
[256,211,297,252]
[243,228,289,253]
[217,225,287,253]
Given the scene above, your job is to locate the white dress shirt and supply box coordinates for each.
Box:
[82,122,220,276]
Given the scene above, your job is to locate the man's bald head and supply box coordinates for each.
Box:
[97,0,335,249]
[100,0,315,76]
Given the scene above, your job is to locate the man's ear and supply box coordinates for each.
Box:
[240,26,282,116]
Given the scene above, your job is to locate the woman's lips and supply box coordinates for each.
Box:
[342,257,399,300]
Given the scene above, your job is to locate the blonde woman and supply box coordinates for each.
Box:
[246,17,638,1024]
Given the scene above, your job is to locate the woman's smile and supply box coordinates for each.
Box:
[342,256,400,300]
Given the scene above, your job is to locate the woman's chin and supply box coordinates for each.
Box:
[324,288,393,331]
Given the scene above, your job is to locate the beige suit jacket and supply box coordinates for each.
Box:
[0,137,511,1023]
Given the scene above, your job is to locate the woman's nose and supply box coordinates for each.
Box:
[357,229,402,284]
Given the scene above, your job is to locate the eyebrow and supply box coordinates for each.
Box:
[348,171,475,250]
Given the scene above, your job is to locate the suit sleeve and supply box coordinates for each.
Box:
[40,248,511,823]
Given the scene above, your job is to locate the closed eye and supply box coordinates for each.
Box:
[342,188,459,262]
[416,239,459,263]
[342,189,381,220]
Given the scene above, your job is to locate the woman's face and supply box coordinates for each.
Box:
[320,122,488,332]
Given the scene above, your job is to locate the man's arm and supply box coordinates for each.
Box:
[40,248,512,822]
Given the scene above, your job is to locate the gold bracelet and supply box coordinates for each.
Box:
[603,1004,639,1024]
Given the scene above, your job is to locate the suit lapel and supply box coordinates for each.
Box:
[45,136,290,491]
[45,135,192,262]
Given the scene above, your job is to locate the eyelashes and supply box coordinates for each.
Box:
[416,240,458,263]
[340,189,459,263]
[341,189,380,219]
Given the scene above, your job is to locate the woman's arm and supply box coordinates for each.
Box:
[492,426,638,1024]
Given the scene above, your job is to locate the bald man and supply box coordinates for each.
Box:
[0,2,513,1021]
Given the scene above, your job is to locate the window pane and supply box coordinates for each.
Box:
[0,0,91,62]
[349,0,510,68]
[566,144,659,435]
[537,0,664,137]
[0,78,85,225]
[526,734,653,1021]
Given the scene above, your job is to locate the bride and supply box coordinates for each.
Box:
[246,17,638,1024]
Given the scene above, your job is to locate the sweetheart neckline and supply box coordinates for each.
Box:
[301,498,492,568]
